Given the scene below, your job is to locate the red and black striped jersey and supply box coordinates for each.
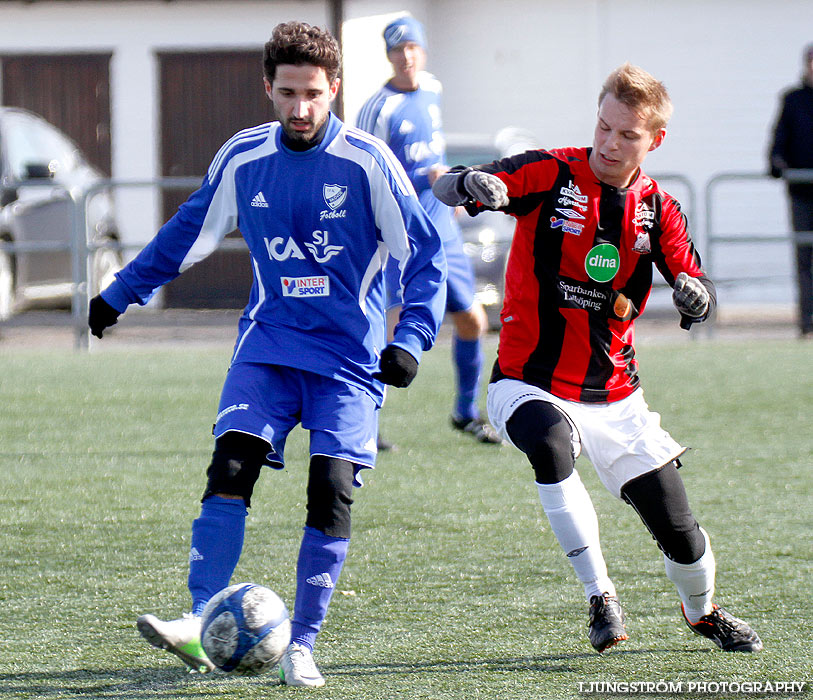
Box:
[478,146,714,403]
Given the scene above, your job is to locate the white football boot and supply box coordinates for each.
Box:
[279,642,325,687]
[136,612,215,673]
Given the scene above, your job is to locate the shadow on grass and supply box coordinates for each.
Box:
[0,649,713,697]
[323,647,712,677]
[0,667,221,699]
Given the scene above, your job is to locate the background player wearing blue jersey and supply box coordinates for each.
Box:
[356,16,500,444]
[88,22,446,687]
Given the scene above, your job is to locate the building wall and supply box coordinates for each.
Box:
[0,0,327,249]
[1,0,810,307]
[343,0,813,307]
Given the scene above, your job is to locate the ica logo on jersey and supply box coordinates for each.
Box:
[264,230,344,263]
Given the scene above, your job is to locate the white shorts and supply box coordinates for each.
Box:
[487,379,686,498]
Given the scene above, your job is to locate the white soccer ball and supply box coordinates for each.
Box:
[200,582,291,675]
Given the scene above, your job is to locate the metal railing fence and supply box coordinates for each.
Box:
[704,169,813,288]
[3,170,809,349]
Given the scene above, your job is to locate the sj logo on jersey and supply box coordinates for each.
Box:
[281,276,330,297]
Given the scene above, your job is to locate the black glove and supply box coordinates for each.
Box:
[373,345,418,388]
[88,294,121,339]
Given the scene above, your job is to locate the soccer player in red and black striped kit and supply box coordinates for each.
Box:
[434,63,762,654]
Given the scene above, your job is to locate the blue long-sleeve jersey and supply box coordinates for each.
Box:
[355,72,458,243]
[102,113,447,405]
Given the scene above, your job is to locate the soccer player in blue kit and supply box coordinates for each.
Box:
[356,16,500,444]
[87,21,446,687]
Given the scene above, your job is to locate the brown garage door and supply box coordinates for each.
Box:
[159,50,273,309]
[1,53,112,175]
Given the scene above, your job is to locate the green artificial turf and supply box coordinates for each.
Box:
[0,335,810,698]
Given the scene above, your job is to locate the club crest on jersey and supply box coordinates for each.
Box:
[585,243,620,282]
[324,184,348,210]
[282,275,330,297]
[633,231,651,254]
[321,184,348,221]
[632,202,654,253]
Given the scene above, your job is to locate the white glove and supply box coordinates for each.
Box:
[463,170,509,209]
[672,272,709,318]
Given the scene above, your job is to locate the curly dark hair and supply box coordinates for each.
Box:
[263,21,342,84]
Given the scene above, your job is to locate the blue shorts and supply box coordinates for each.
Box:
[386,232,475,313]
[214,362,379,483]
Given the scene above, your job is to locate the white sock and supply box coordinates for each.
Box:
[664,527,716,623]
[536,471,615,601]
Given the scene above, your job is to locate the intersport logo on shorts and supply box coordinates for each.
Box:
[281,275,330,297]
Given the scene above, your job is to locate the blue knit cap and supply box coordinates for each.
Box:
[383,16,426,52]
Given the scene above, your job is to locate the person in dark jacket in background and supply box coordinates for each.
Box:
[769,42,813,337]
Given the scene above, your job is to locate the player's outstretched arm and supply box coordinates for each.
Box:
[88,294,121,339]
[432,168,508,209]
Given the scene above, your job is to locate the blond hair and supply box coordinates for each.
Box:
[598,63,673,132]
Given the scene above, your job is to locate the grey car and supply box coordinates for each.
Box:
[445,128,538,330]
[0,107,121,320]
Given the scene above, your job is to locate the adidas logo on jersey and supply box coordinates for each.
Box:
[306,573,335,589]
[251,191,269,208]
[189,547,204,562]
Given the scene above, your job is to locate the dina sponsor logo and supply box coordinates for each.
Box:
[584,244,620,282]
